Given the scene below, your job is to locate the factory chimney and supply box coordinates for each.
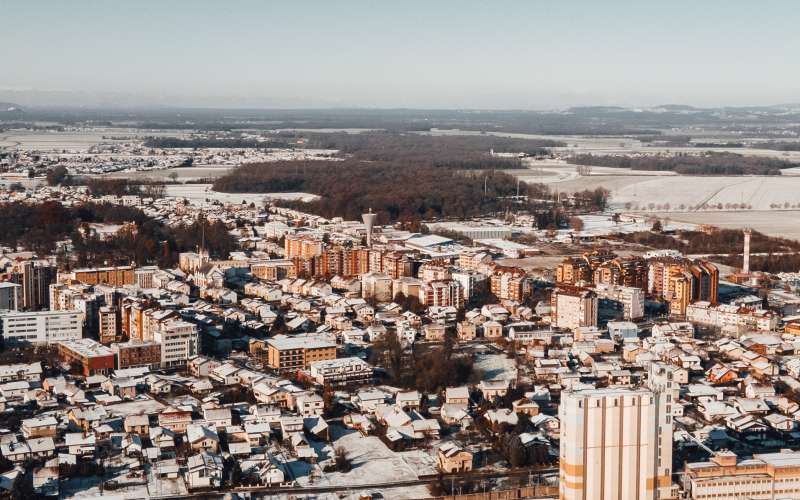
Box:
[362,209,377,247]
[742,227,752,274]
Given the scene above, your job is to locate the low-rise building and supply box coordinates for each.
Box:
[266,335,336,372]
[58,339,115,376]
[309,357,373,386]
[437,442,473,473]
[685,450,800,499]
[112,341,162,370]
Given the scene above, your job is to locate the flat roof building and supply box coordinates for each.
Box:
[0,310,82,345]
[58,338,115,376]
[266,335,336,372]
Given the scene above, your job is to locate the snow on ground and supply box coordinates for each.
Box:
[271,485,433,500]
[319,430,420,487]
[474,352,518,382]
[164,184,320,206]
[295,426,432,490]
[655,210,800,241]
[576,214,695,237]
[397,448,440,476]
[61,457,148,499]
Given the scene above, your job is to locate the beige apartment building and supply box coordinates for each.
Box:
[559,387,675,500]
[551,286,598,331]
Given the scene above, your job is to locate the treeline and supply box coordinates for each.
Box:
[44,174,167,198]
[0,201,235,267]
[143,136,293,149]
[616,228,800,255]
[213,159,553,222]
[710,253,800,273]
[570,152,798,175]
[298,131,563,165]
[760,142,800,152]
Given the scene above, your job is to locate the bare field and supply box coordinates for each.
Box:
[0,128,188,151]
[106,164,234,181]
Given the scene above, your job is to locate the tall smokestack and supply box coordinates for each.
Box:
[743,227,752,274]
[362,209,377,247]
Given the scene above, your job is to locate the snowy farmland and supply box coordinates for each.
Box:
[508,161,800,239]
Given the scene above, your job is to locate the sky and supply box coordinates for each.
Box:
[2,0,799,109]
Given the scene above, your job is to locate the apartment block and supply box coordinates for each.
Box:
[551,286,598,331]
[559,387,675,500]
[0,310,82,344]
[266,335,336,372]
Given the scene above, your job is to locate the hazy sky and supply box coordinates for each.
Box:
[3,0,799,108]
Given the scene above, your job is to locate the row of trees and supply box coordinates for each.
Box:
[570,152,798,175]
[623,201,755,211]
[617,227,800,255]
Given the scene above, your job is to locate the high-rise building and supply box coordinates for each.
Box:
[551,286,598,331]
[153,320,198,368]
[0,282,22,312]
[490,266,532,302]
[559,387,675,500]
[556,257,592,285]
[419,280,464,309]
[593,257,648,289]
[11,260,56,311]
[284,234,324,259]
[361,272,393,302]
[594,283,645,320]
[98,306,119,344]
[648,258,718,315]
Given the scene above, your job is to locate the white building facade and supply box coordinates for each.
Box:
[0,310,83,344]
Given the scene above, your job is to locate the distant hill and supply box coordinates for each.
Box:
[0,102,24,119]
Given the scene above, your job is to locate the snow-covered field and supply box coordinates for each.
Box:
[508,161,800,238]
[576,214,695,236]
[318,431,420,486]
[163,184,320,206]
[654,210,800,241]
[474,352,518,381]
[283,425,438,497]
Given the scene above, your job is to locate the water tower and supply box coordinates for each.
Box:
[362,209,377,247]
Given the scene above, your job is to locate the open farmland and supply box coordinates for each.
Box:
[163,184,320,206]
[0,128,188,151]
[652,210,800,241]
